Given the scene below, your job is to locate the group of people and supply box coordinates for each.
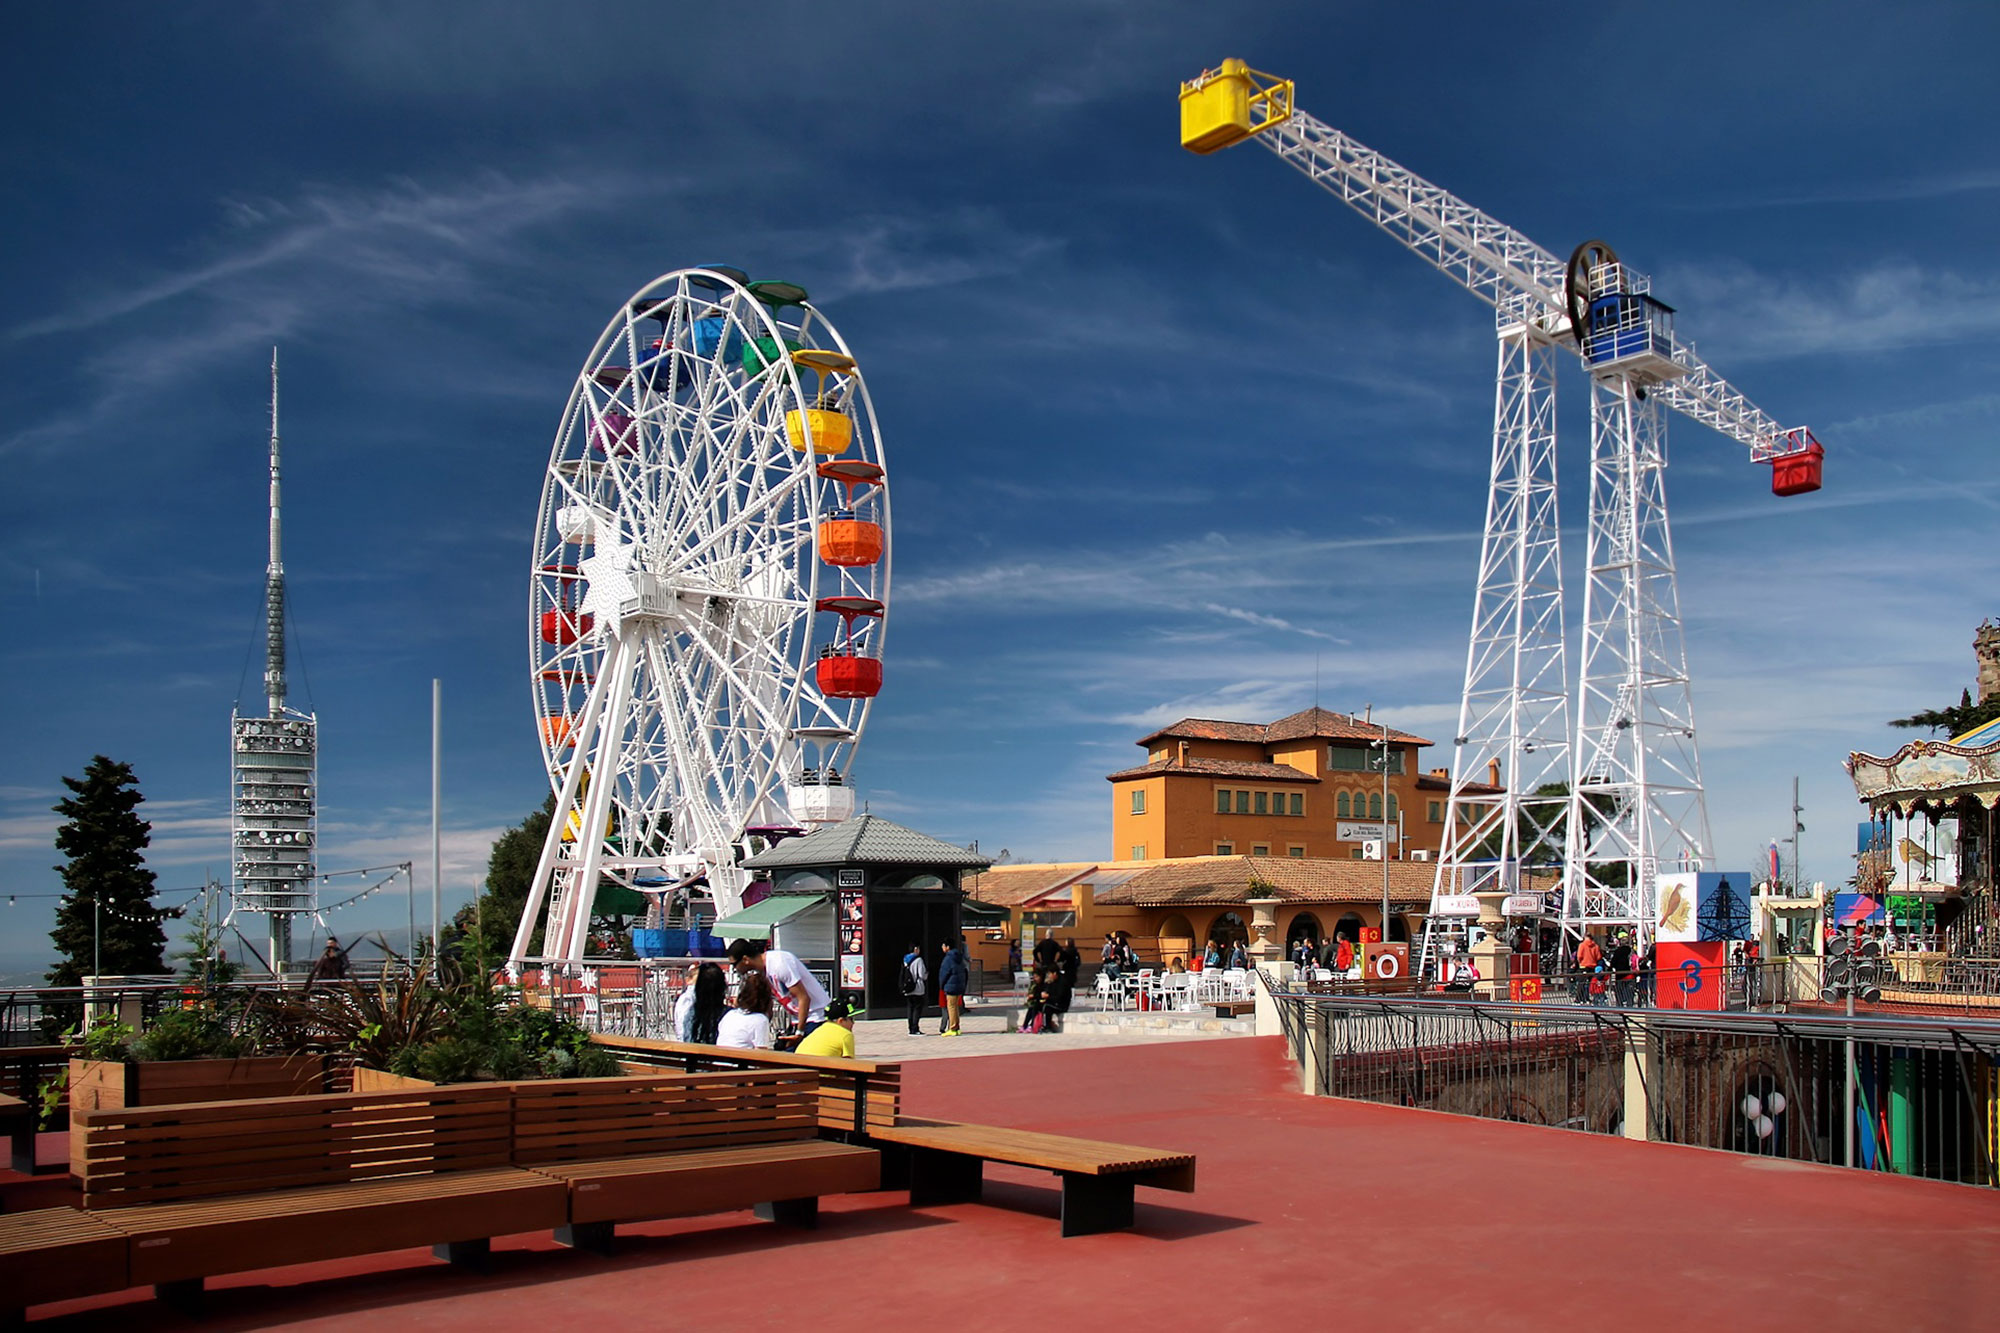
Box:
[1570,930,1656,1007]
[1290,933,1360,976]
[670,938,858,1057]
[899,935,971,1036]
[1023,935,1081,1033]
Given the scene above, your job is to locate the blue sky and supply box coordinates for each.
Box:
[3,2,1997,974]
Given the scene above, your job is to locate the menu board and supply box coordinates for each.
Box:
[838,890,866,994]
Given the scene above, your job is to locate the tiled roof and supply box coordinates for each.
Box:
[1136,708,1431,750]
[1092,855,1437,908]
[961,863,1097,908]
[1264,707,1433,747]
[740,814,992,871]
[1137,717,1268,745]
[1105,758,1320,784]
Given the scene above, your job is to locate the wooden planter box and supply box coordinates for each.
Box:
[69,1055,334,1164]
[350,1067,437,1092]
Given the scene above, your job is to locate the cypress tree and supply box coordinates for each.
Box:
[46,755,167,985]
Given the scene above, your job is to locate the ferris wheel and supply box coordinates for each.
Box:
[509,266,890,967]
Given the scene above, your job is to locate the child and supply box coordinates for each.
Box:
[1588,962,1609,1006]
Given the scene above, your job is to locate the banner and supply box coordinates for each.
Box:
[1656,871,1752,943]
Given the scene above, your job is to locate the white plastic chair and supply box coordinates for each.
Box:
[1094,971,1120,1011]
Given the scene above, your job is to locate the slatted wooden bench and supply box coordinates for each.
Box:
[588,1033,902,1137]
[73,1084,567,1313]
[511,1069,879,1252]
[0,1206,128,1320]
[869,1117,1196,1236]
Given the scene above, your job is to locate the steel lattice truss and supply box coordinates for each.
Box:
[1228,95,1814,964]
[511,269,889,967]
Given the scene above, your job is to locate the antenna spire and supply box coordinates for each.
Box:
[264,347,287,718]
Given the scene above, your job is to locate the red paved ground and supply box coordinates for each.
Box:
[20,1037,2000,1330]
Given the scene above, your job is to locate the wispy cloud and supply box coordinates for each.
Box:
[1667,259,2000,361]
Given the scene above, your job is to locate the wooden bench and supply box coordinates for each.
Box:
[1211,1000,1257,1018]
[68,1084,566,1313]
[869,1117,1195,1236]
[511,1069,879,1252]
[589,1033,902,1137]
[0,1205,128,1317]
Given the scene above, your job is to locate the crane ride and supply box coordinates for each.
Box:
[512,267,890,971]
[1180,61,1825,978]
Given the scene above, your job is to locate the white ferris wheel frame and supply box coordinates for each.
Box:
[511,268,890,968]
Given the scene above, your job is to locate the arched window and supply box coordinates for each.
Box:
[1369,792,1383,820]
[1337,791,1351,818]
[1386,793,1398,822]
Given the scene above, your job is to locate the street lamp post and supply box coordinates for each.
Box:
[1368,716,1392,945]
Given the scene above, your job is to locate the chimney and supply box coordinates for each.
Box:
[1177,739,1189,767]
[1487,758,1501,788]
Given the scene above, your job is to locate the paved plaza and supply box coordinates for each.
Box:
[20,1033,1999,1331]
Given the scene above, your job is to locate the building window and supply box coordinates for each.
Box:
[1252,844,1270,856]
[1254,791,1268,815]
[1429,800,1443,823]
[1386,794,1398,822]
[1216,789,1231,814]
[1337,791,1351,818]
[1288,845,1306,858]
[1333,744,1403,774]
[1215,842,1234,856]
[1364,792,1379,820]
[1289,792,1304,816]
[1235,790,1250,814]
[1351,848,1366,859]
[1131,789,1147,815]
[1130,845,1147,861]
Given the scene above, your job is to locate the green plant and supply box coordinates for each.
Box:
[72,1014,135,1061]
[127,1006,249,1062]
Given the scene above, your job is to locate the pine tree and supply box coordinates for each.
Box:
[46,756,167,985]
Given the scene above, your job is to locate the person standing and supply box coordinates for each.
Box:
[937,934,969,1036]
[307,937,350,989]
[1574,932,1603,1003]
[727,937,831,1036]
[899,942,928,1036]
[1608,932,1636,1007]
[1099,933,1122,984]
[1228,938,1247,970]
[1053,937,1081,1029]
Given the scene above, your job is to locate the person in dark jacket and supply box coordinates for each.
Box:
[937,935,970,1036]
[1052,938,1081,1025]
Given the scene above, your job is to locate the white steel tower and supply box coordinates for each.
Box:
[1179,62,1824,970]
[230,349,318,970]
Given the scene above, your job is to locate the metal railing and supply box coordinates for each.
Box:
[1263,981,2000,1188]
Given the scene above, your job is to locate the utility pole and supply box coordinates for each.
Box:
[1791,776,1804,895]
[431,678,442,956]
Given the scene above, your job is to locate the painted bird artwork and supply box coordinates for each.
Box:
[1899,838,1938,881]
[1659,882,1691,935]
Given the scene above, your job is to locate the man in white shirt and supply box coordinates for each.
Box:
[727,937,831,1034]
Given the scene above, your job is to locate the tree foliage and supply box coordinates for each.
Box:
[443,793,554,969]
[1889,687,2000,738]
[46,756,167,985]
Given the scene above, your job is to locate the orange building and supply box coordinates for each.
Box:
[1107,707,1489,863]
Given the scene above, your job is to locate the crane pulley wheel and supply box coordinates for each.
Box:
[1564,239,1621,346]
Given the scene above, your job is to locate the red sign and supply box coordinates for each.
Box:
[1509,975,1543,1002]
[1656,941,1727,1011]
[1360,926,1383,944]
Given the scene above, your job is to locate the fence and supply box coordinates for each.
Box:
[1265,981,2000,1189]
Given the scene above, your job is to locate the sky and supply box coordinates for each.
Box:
[2,1,1996,977]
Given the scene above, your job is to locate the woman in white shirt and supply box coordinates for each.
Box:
[715,968,775,1050]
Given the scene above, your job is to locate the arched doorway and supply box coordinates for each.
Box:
[1286,912,1322,953]
[1156,914,1194,967]
[1388,914,1409,943]
[1334,912,1364,943]
[1207,912,1247,948]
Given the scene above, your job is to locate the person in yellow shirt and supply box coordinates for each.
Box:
[794,999,857,1058]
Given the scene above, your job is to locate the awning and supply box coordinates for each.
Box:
[961,900,1009,927]
[712,894,829,939]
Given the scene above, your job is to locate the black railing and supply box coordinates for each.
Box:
[1262,981,2000,1189]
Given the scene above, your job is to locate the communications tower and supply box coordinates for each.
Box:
[229,349,319,970]
[1180,62,1825,973]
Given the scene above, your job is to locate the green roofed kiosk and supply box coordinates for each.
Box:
[741,814,991,1019]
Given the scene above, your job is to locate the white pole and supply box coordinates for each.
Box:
[431,678,442,954]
